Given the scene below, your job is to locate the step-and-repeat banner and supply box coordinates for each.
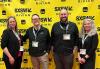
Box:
[0,0,100,69]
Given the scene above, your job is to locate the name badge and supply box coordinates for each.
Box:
[63,34,70,40]
[80,49,86,55]
[19,46,24,51]
[32,41,38,47]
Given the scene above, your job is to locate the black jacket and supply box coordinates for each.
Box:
[78,34,98,57]
[23,26,50,57]
[51,21,79,55]
[1,29,23,60]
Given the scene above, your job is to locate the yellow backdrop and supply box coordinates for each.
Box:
[0,0,100,69]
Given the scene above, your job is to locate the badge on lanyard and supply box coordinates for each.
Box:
[80,49,86,55]
[19,46,24,51]
[32,41,39,47]
[63,34,70,40]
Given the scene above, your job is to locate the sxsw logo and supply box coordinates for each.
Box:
[0,58,3,61]
[15,8,32,13]
[23,59,28,63]
[15,8,32,16]
[83,7,88,12]
[40,17,52,22]
[2,10,6,15]
[20,0,25,4]
[55,6,73,11]
[0,0,11,6]
[78,0,94,3]
[40,9,45,14]
[61,0,66,2]
[34,0,50,5]
[18,29,27,33]
[97,27,100,31]
[21,19,26,25]
[0,19,7,23]
[76,16,95,21]
[0,0,12,2]
[98,5,100,9]
[96,48,100,52]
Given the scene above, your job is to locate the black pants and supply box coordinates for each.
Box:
[54,53,73,69]
[80,54,96,69]
[4,57,22,69]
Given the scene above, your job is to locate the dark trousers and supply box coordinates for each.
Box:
[4,57,22,69]
[80,54,96,69]
[54,53,73,69]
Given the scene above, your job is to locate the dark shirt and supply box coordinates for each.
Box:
[23,26,50,57]
[51,21,79,55]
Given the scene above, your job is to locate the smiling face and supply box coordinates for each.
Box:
[32,15,40,27]
[83,20,92,32]
[8,17,17,29]
[59,9,68,22]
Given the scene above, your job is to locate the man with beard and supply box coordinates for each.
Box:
[51,9,79,69]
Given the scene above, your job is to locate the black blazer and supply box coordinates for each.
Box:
[1,29,23,60]
[78,33,98,57]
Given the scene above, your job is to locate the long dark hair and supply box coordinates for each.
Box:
[7,16,18,32]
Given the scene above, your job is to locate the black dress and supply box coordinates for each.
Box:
[78,33,98,69]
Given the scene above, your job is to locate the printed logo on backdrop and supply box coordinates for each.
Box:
[18,29,27,33]
[40,17,52,26]
[78,0,94,3]
[0,58,4,65]
[97,48,100,52]
[23,58,28,63]
[0,19,7,27]
[0,0,12,6]
[54,6,73,15]
[21,67,33,69]
[15,8,32,17]
[76,16,95,25]
[0,0,12,2]
[40,17,52,22]
[76,16,95,21]
[83,7,88,12]
[2,10,6,15]
[40,9,45,14]
[98,5,100,9]
[20,0,25,4]
[61,0,66,2]
[97,27,100,32]
[96,68,100,69]
[34,0,50,5]
[21,19,26,25]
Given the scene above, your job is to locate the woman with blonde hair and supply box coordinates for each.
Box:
[78,18,98,69]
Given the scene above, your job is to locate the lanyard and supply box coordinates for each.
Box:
[13,30,20,40]
[82,34,89,48]
[59,23,69,33]
[13,30,21,46]
[33,28,39,41]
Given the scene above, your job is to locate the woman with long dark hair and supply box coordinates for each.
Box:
[1,16,23,69]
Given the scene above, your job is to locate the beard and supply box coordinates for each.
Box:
[60,17,68,23]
